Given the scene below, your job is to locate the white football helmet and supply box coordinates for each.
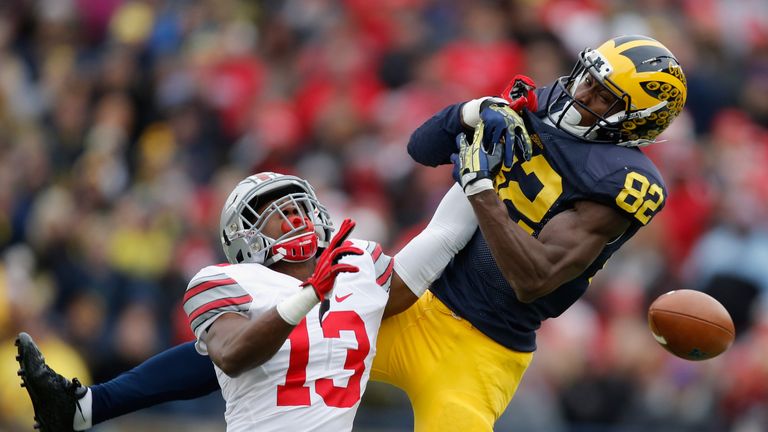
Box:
[219,172,333,266]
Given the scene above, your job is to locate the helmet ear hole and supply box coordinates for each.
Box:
[242,204,259,228]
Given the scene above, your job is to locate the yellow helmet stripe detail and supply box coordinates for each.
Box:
[597,39,685,111]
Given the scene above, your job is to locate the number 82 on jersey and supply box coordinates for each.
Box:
[615,171,664,225]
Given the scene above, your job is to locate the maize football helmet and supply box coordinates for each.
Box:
[546,35,687,147]
[220,172,333,266]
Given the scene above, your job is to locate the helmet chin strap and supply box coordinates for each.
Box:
[557,104,599,140]
[555,104,656,147]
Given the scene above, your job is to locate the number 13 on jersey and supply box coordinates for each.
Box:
[615,171,664,225]
[277,312,370,408]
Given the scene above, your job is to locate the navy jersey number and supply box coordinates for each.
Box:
[615,171,664,225]
[495,155,563,233]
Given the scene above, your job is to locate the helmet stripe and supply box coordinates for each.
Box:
[618,45,677,73]
[611,35,657,46]
[612,37,669,53]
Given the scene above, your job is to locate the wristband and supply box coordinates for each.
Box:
[463,178,494,196]
[461,97,508,128]
[276,287,320,325]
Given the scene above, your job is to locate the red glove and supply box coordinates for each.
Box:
[302,218,363,301]
[501,74,538,113]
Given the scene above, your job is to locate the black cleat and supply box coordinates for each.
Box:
[15,332,87,432]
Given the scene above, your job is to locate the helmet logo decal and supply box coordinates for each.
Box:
[591,55,606,72]
[583,49,612,79]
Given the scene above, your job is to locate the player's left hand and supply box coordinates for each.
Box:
[501,74,538,112]
[452,127,502,196]
[479,102,534,163]
[302,219,363,301]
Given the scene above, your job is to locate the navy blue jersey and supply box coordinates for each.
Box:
[408,88,667,352]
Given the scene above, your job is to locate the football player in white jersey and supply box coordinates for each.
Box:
[17,170,476,431]
[13,171,473,432]
[184,172,477,431]
[182,172,394,431]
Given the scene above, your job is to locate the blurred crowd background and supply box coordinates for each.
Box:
[0,0,766,431]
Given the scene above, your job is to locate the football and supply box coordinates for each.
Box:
[648,289,735,361]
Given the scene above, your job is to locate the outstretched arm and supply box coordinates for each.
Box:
[407,97,514,167]
[384,183,478,317]
[90,342,220,425]
[407,103,467,167]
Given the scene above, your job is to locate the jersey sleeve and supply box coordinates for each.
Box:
[183,266,252,355]
[407,102,468,167]
[354,240,395,292]
[591,167,668,226]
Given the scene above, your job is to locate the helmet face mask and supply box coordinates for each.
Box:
[548,63,628,143]
[220,173,333,266]
[546,35,687,147]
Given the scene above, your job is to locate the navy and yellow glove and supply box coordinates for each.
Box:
[453,125,503,196]
[479,101,533,163]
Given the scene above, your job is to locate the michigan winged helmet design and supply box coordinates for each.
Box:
[547,35,687,147]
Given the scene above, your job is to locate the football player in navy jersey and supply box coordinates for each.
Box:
[371,34,686,431]
[14,35,686,432]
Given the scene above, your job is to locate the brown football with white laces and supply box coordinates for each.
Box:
[648,290,735,361]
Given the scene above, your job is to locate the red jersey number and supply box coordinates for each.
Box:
[276,311,370,408]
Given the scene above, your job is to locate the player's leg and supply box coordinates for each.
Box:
[16,333,220,431]
[89,340,220,425]
[372,292,533,432]
[408,330,532,432]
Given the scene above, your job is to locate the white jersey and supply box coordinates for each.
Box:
[183,239,394,432]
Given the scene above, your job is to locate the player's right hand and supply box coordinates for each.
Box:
[479,102,534,163]
[301,218,363,301]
